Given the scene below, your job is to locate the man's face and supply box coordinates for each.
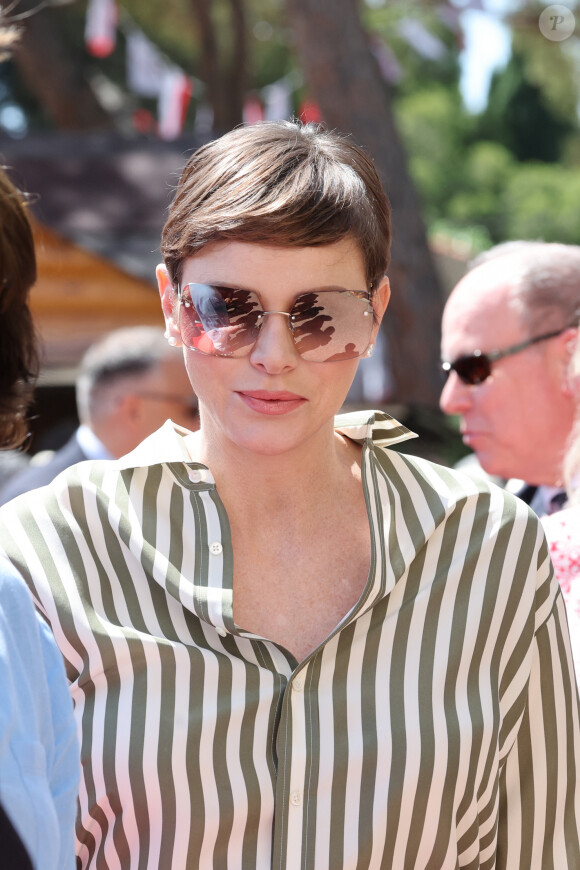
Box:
[440,261,574,486]
[133,353,199,437]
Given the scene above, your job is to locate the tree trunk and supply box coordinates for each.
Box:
[285,0,444,407]
[189,0,246,133]
[226,0,247,129]
[12,1,112,131]
[189,0,227,131]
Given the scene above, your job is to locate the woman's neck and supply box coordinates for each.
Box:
[185,420,361,513]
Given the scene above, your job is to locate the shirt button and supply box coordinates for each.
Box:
[292,676,304,692]
[209,541,223,555]
[188,468,202,483]
[290,790,302,807]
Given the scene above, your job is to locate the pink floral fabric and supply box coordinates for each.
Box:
[542,504,580,678]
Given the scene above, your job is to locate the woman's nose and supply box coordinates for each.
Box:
[249,311,299,372]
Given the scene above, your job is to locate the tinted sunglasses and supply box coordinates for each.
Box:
[176,283,375,362]
[441,324,575,386]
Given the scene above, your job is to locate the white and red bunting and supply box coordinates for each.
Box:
[158,66,193,140]
[85,0,118,58]
[126,28,167,98]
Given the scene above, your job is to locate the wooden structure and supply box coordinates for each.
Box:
[29,220,165,380]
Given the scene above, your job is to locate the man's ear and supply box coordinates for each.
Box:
[560,326,579,396]
[118,392,141,425]
[156,264,182,346]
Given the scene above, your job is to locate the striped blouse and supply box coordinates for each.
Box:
[0,410,579,870]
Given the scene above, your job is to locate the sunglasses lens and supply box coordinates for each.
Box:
[453,354,492,385]
[291,291,374,361]
[179,284,262,356]
[179,285,374,361]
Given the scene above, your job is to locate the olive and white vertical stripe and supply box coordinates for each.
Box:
[0,410,579,869]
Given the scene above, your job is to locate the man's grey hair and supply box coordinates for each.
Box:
[468,240,546,271]
[76,326,174,424]
[469,241,580,333]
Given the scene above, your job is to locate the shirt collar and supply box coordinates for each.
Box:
[334,409,418,448]
[114,419,194,469]
[113,410,418,472]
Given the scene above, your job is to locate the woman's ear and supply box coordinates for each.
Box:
[156,264,182,347]
[372,276,391,329]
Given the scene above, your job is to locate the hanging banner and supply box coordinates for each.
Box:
[85,0,118,58]
[243,95,264,125]
[369,35,402,84]
[126,28,167,98]
[263,81,292,121]
[158,66,193,140]
[299,99,321,123]
[397,18,447,60]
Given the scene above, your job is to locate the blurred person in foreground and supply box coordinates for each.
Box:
[0,163,79,868]
[1,121,579,869]
[440,242,580,516]
[542,329,580,678]
[0,325,199,504]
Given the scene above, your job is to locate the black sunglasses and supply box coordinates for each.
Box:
[441,324,577,386]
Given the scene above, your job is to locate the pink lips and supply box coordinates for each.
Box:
[236,390,307,416]
[461,431,486,446]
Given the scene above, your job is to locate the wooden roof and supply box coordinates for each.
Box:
[30,220,165,377]
[0,132,199,381]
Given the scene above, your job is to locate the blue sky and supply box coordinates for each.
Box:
[457,0,579,112]
[459,8,512,112]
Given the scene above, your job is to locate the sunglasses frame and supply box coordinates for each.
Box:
[176,282,376,362]
[441,322,578,386]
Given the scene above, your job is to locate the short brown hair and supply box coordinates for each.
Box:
[161,121,391,292]
[0,167,39,449]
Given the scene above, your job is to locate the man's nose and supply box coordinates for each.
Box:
[440,370,471,415]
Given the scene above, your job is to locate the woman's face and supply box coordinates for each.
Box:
[158,239,390,459]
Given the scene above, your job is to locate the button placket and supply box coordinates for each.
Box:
[272,668,310,866]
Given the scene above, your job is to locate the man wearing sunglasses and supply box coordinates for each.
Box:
[440,241,580,516]
[0,325,199,504]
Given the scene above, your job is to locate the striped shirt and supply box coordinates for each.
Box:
[0,409,579,869]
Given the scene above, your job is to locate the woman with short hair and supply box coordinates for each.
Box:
[1,121,579,869]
